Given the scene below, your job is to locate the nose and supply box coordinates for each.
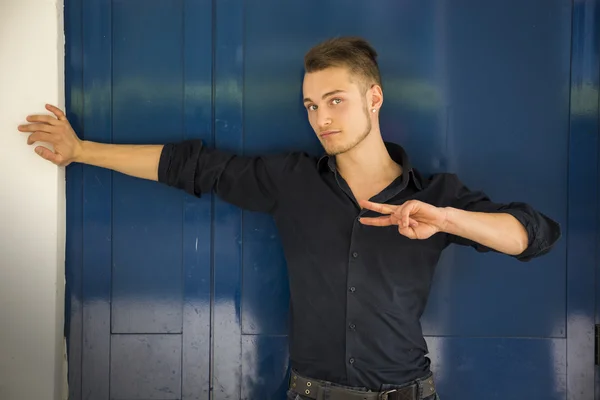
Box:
[316,109,332,129]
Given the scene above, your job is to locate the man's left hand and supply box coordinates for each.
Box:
[358,199,448,240]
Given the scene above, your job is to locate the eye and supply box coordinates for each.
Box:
[307,104,317,111]
[331,98,342,105]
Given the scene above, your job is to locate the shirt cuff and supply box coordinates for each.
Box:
[500,207,561,262]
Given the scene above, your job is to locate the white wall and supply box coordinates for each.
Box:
[0,0,67,399]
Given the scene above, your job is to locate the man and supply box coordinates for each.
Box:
[18,37,560,400]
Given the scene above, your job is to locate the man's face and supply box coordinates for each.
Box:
[302,66,372,156]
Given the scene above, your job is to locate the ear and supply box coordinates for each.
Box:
[369,84,383,110]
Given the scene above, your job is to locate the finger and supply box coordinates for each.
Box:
[358,199,397,215]
[26,114,61,125]
[46,104,67,121]
[359,216,394,227]
[27,131,55,145]
[388,213,402,226]
[35,146,60,164]
[397,217,418,230]
[399,202,418,228]
[398,225,417,239]
[18,123,58,133]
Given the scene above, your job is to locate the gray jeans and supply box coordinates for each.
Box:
[286,371,441,400]
[287,392,440,400]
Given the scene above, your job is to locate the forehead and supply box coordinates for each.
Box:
[302,67,360,97]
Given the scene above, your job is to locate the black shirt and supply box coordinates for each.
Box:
[157,139,561,390]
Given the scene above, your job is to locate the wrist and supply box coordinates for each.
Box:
[439,207,460,234]
[74,140,89,163]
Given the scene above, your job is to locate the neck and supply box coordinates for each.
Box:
[335,131,402,184]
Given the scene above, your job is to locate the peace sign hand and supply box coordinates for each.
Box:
[358,199,449,240]
[18,104,83,166]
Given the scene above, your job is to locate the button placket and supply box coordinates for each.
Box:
[346,222,365,382]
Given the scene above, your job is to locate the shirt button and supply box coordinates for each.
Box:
[352,252,359,258]
[349,358,355,364]
[349,323,356,330]
[349,287,356,292]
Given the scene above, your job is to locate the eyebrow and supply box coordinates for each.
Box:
[303,90,346,103]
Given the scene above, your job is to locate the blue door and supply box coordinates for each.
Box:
[64,0,599,399]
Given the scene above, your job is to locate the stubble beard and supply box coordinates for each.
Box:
[324,104,372,156]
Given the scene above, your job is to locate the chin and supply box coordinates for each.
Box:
[323,143,350,156]
[321,138,361,156]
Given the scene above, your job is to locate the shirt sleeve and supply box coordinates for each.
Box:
[157,139,295,214]
[444,174,562,262]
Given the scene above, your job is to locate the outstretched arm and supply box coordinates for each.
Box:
[359,173,561,261]
[19,104,295,213]
[358,199,529,256]
[18,104,163,181]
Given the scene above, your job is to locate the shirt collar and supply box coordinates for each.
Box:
[317,141,423,190]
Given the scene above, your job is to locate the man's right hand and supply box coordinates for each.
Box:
[18,104,164,181]
[18,104,83,167]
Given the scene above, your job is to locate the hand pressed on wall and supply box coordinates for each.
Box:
[18,104,82,167]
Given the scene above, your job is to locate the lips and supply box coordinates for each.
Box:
[320,130,340,137]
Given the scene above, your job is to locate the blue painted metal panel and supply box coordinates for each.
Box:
[64,0,83,396]
[110,334,182,399]
[213,0,244,398]
[426,337,566,399]
[181,0,214,398]
[568,1,600,400]
[424,0,570,335]
[241,336,289,399]
[81,0,112,399]
[68,0,215,398]
[111,0,184,335]
[63,0,600,399]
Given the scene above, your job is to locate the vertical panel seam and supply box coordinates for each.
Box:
[209,0,217,398]
[181,0,186,397]
[108,0,115,398]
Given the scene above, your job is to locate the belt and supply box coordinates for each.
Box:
[289,370,436,400]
